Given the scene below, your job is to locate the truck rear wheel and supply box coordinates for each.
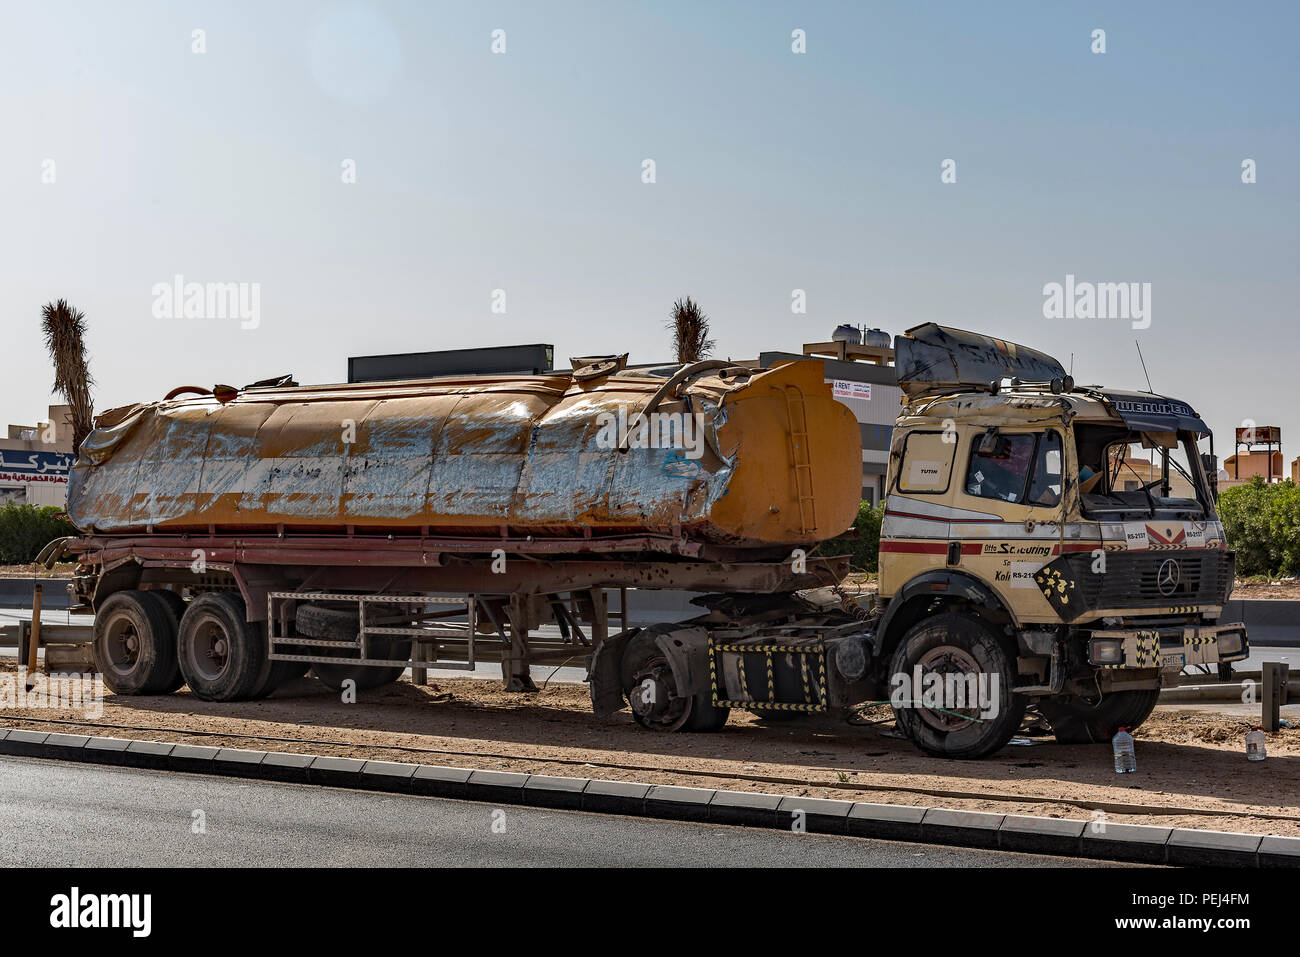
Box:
[1037,689,1160,744]
[177,592,269,701]
[888,612,1026,759]
[621,630,730,732]
[93,590,183,695]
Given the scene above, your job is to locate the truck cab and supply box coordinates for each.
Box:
[873,324,1248,756]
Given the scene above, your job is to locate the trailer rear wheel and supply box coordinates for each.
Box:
[1037,689,1161,744]
[621,631,730,733]
[888,612,1026,759]
[177,592,269,701]
[145,590,188,694]
[92,590,183,696]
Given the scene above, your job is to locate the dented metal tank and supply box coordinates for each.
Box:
[65,360,862,549]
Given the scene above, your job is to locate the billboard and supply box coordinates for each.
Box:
[0,449,72,488]
[1236,426,1281,445]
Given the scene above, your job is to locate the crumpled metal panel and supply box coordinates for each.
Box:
[895,323,1067,397]
[66,361,862,548]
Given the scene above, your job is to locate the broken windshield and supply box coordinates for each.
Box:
[1073,424,1212,519]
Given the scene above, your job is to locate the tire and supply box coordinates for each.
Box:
[1038,689,1161,744]
[298,603,409,692]
[144,590,188,694]
[176,592,269,702]
[295,603,364,641]
[620,628,730,732]
[92,590,182,696]
[888,612,1026,759]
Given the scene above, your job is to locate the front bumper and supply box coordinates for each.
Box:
[1086,622,1249,671]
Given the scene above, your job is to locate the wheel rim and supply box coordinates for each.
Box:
[103,615,141,676]
[189,617,231,682]
[629,654,691,731]
[914,645,984,733]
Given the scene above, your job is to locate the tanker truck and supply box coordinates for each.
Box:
[52,325,1248,758]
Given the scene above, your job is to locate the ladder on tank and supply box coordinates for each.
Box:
[782,385,818,536]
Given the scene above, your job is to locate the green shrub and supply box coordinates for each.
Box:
[1218,477,1300,577]
[0,503,77,565]
[817,500,884,572]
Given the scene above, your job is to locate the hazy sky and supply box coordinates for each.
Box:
[2,1,1296,463]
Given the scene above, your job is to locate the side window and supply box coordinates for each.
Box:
[1026,431,1063,506]
[965,431,1063,506]
[896,431,956,494]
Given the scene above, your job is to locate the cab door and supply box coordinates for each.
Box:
[956,428,1065,618]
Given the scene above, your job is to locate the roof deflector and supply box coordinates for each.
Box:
[894,323,1067,398]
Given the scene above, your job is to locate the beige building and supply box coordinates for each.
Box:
[0,404,75,506]
[1107,453,1197,499]
[1220,450,1285,489]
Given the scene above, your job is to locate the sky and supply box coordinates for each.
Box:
[1,0,1297,464]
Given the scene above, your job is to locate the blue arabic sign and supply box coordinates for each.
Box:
[0,449,73,476]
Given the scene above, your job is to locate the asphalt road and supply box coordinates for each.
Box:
[0,756,1121,867]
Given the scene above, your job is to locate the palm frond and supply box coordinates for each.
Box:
[40,299,95,452]
[667,296,714,364]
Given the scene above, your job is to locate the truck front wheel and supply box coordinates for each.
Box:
[888,612,1026,759]
[1037,689,1160,744]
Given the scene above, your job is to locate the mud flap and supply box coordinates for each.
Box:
[588,628,640,716]
[653,627,712,699]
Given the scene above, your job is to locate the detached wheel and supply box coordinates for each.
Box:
[620,629,730,732]
[888,612,1026,759]
[92,590,182,695]
[1038,689,1160,744]
[177,592,269,701]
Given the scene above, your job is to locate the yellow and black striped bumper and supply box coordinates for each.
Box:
[1087,623,1249,670]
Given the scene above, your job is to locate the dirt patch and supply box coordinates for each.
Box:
[0,564,75,579]
[3,660,1297,837]
[1233,579,1300,601]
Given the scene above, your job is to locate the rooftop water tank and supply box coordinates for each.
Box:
[863,327,891,349]
[831,324,862,344]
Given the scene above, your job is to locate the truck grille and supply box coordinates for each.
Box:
[1034,550,1234,621]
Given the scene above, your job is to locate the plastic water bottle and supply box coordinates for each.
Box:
[1246,727,1267,761]
[1112,727,1136,773]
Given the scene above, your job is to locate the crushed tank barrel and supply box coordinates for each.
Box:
[66,360,862,549]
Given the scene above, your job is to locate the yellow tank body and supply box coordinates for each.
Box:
[66,360,862,550]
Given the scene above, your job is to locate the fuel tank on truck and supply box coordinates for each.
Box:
[65,359,863,550]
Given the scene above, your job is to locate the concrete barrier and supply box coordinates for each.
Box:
[0,578,71,610]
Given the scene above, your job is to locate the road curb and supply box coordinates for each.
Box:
[1,728,1296,867]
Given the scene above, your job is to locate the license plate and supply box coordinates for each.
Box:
[1160,652,1186,670]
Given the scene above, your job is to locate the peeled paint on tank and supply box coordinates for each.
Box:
[65,360,862,549]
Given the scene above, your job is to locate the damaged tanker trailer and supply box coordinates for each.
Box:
[59,356,868,726]
[54,325,1250,759]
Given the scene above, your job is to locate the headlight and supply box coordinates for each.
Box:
[1089,637,1124,665]
[1216,631,1243,657]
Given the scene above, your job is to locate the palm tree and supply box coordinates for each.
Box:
[668,296,714,364]
[40,299,95,453]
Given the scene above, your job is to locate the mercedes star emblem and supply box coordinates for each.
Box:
[1157,558,1181,597]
